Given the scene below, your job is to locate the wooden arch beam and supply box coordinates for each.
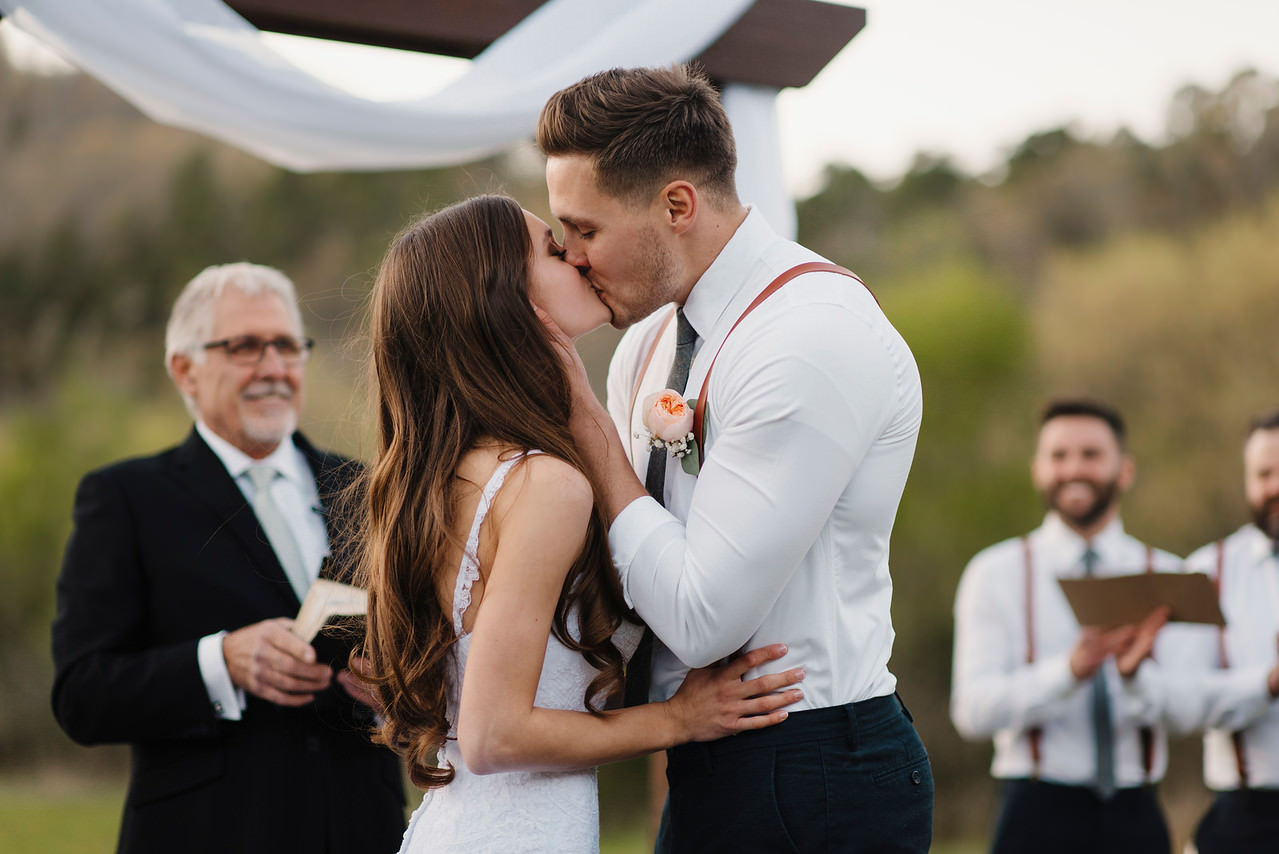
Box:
[226,0,866,89]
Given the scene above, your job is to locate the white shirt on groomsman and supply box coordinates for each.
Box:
[951,513,1182,787]
[1157,523,1279,788]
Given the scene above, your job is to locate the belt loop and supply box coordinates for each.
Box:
[895,691,913,722]
[844,700,860,751]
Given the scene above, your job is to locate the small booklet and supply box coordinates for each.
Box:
[1057,571,1225,629]
[292,578,369,642]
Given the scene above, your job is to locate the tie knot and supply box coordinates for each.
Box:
[1082,547,1099,575]
[247,464,279,493]
[674,309,698,349]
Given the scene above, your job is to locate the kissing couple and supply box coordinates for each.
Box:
[356,64,934,854]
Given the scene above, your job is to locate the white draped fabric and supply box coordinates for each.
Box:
[0,0,797,235]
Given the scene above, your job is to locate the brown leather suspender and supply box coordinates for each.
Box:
[690,262,872,454]
[629,262,875,463]
[1213,540,1250,788]
[627,309,676,439]
[1139,544,1156,781]
[1022,537,1043,776]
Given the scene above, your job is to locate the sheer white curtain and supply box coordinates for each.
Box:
[0,0,796,234]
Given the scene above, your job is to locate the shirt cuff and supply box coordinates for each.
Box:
[1117,662,1160,722]
[198,631,246,720]
[607,495,676,609]
[1038,653,1081,699]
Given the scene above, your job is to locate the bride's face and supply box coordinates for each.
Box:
[524,210,612,340]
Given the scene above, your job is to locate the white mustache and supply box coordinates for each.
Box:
[243,381,294,401]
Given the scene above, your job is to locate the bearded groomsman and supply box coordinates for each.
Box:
[951,398,1180,854]
[1153,409,1279,854]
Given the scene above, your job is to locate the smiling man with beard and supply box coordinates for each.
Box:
[950,398,1181,854]
[50,263,404,854]
[1155,409,1279,854]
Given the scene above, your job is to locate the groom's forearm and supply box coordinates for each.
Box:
[570,395,646,522]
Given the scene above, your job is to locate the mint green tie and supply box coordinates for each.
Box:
[248,464,311,600]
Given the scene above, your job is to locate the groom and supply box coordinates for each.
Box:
[538,65,933,852]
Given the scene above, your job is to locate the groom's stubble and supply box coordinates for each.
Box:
[605,223,679,329]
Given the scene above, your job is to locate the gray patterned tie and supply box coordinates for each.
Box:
[1084,546,1117,799]
[625,309,697,707]
[643,309,698,503]
[248,464,311,600]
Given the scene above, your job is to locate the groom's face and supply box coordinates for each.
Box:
[546,154,679,329]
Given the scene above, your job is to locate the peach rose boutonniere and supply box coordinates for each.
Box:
[637,389,700,475]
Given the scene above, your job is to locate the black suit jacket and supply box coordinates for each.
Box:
[51,429,405,854]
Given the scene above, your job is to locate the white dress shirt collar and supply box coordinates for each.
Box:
[195,420,308,487]
[1038,512,1128,571]
[1237,523,1277,569]
[681,206,774,341]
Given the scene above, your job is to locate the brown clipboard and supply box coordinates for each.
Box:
[1057,571,1225,629]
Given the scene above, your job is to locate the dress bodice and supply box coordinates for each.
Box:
[397,452,640,854]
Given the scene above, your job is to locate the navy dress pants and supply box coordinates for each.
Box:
[1194,788,1279,854]
[990,778,1169,854]
[657,692,933,853]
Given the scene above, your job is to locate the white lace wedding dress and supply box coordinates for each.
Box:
[397,453,640,854]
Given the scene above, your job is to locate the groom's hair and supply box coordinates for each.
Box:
[537,63,740,208]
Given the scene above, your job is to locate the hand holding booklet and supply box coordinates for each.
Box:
[292,578,368,642]
[1058,571,1225,629]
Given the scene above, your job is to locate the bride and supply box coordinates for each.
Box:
[354,194,804,853]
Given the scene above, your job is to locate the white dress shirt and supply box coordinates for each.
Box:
[605,207,922,709]
[1154,524,1279,790]
[950,513,1183,787]
[194,421,329,719]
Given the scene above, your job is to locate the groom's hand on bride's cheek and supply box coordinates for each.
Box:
[531,302,569,347]
[531,302,609,426]
[531,302,587,381]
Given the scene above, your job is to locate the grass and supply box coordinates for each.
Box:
[0,767,985,853]
[0,769,124,854]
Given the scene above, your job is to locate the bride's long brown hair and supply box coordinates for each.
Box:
[353,195,630,790]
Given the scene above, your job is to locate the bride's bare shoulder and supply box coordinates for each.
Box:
[493,452,593,525]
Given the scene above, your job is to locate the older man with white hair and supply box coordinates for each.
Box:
[51,263,404,854]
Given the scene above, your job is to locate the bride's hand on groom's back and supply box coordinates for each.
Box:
[666,642,805,743]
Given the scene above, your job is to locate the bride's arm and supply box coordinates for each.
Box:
[456,454,802,776]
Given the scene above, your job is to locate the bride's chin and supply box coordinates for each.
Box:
[562,313,613,341]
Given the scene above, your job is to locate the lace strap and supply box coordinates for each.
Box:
[450,451,543,636]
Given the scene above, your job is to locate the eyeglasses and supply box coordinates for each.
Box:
[202,335,314,364]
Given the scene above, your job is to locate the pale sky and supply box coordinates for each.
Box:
[777,0,1279,191]
[5,0,1278,195]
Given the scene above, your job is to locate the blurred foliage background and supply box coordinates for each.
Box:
[3,49,1279,850]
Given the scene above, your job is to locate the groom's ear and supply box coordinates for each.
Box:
[660,181,697,234]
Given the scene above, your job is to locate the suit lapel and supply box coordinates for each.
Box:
[293,432,360,584]
[169,428,300,609]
